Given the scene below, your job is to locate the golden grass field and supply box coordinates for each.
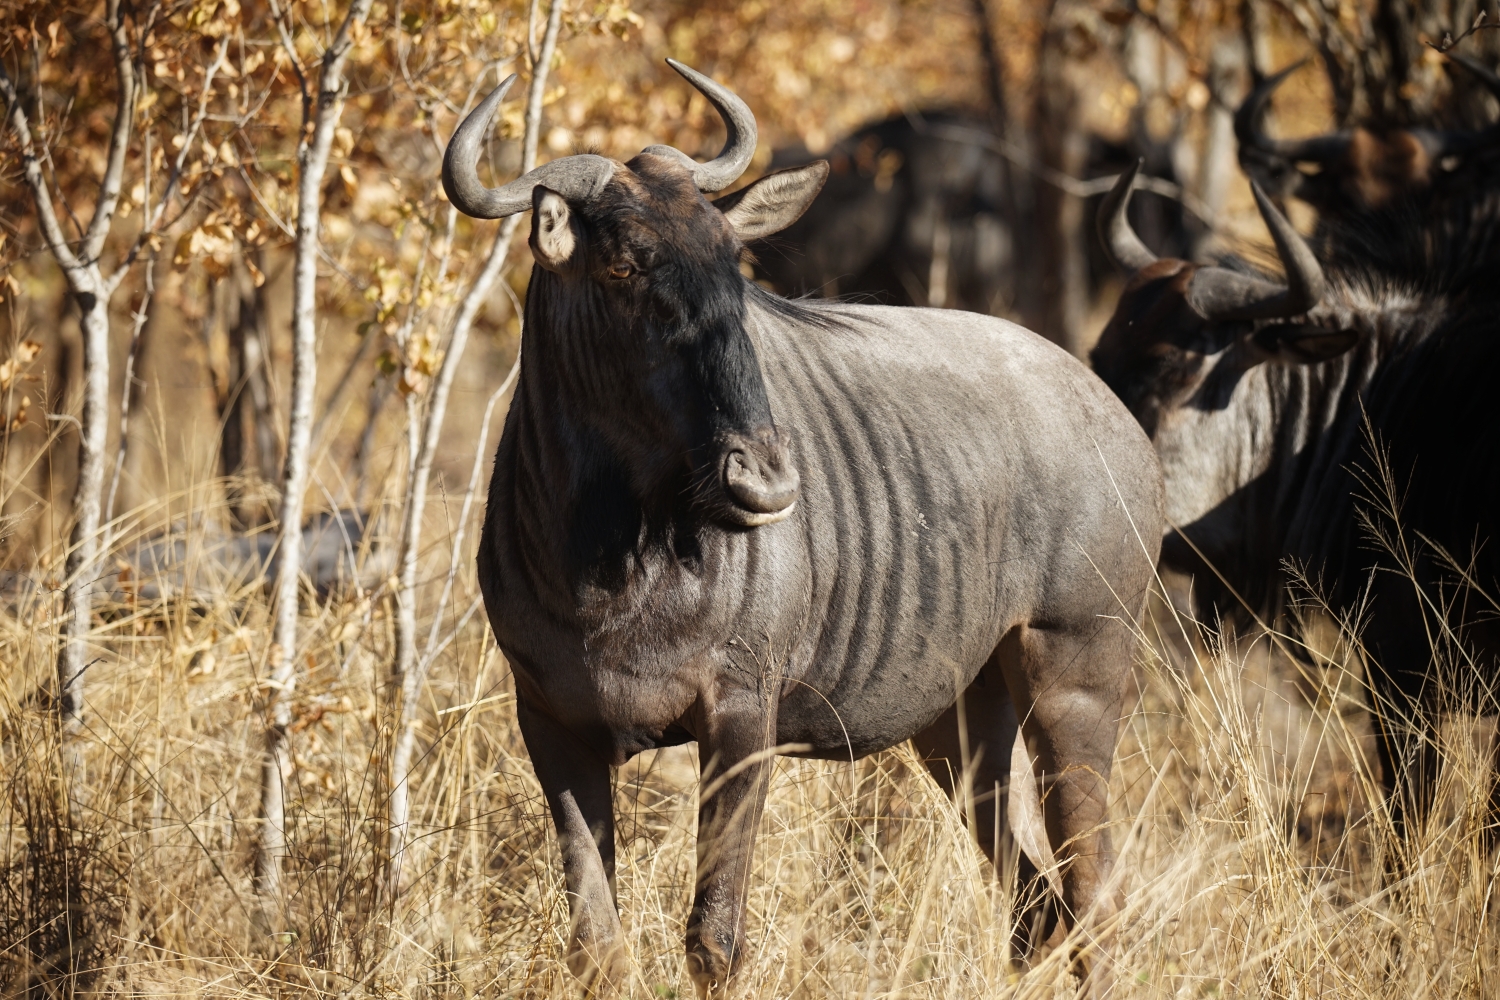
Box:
[1,486,1497,999]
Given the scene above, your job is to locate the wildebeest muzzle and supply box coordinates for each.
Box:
[715,427,799,527]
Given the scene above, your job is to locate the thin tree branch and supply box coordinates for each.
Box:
[233,162,368,290]
[526,0,541,70]
[0,62,82,272]
[266,0,312,128]
[419,371,515,671]
[82,0,138,263]
[306,317,382,457]
[112,35,231,286]
[257,0,377,901]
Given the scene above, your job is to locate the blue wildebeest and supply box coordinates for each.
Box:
[93,510,391,607]
[1091,161,1500,839]
[750,112,1194,321]
[748,112,1013,310]
[443,62,1163,994]
[1237,55,1500,280]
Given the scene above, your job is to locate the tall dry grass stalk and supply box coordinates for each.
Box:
[1,472,1496,998]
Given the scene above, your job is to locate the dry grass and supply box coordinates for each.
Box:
[1,492,1497,1000]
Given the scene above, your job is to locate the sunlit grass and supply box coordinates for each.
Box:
[1,494,1497,999]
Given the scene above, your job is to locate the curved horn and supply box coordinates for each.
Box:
[1097,160,1158,274]
[639,59,757,193]
[1187,181,1326,321]
[1235,62,1352,163]
[1251,180,1325,313]
[442,73,616,219]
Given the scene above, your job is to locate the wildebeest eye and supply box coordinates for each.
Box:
[607,263,633,280]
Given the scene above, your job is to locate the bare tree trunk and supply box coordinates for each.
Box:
[245,254,281,488]
[969,0,1010,134]
[61,286,113,724]
[1033,8,1090,354]
[221,274,250,496]
[1242,0,1274,83]
[1,0,135,746]
[385,0,560,899]
[968,0,1032,323]
[1193,37,1247,259]
[256,0,376,902]
[104,254,160,543]
[220,254,276,523]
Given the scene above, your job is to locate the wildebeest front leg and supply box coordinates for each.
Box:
[686,694,775,996]
[515,696,626,992]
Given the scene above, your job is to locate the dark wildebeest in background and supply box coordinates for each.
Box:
[748,113,1013,311]
[749,113,1194,318]
[1091,162,1500,843]
[0,510,391,612]
[444,62,1163,994]
[1237,54,1500,280]
[104,510,391,604]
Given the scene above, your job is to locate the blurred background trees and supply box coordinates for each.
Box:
[0,0,1495,776]
[5,0,1497,570]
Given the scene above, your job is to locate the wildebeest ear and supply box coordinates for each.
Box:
[713,161,830,240]
[1253,324,1359,365]
[530,187,577,272]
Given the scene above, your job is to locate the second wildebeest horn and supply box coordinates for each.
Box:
[1235,62,1353,164]
[1187,182,1326,321]
[442,73,617,219]
[1100,160,1325,321]
[638,59,758,193]
[1099,160,1159,274]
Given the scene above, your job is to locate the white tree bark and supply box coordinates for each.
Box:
[105,254,157,541]
[255,0,376,901]
[385,0,562,897]
[0,0,135,742]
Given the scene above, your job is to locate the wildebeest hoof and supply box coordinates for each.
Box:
[685,934,738,997]
[565,934,627,996]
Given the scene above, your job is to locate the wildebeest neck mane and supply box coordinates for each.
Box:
[1312,189,1500,293]
[509,256,844,588]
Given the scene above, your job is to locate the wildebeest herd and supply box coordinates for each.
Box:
[96,46,1498,995]
[426,44,1500,995]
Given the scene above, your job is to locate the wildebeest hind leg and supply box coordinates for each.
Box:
[515,697,626,994]
[911,661,1064,962]
[998,621,1132,994]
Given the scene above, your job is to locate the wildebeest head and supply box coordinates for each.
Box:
[1090,162,1359,440]
[1237,57,1500,215]
[443,61,828,528]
